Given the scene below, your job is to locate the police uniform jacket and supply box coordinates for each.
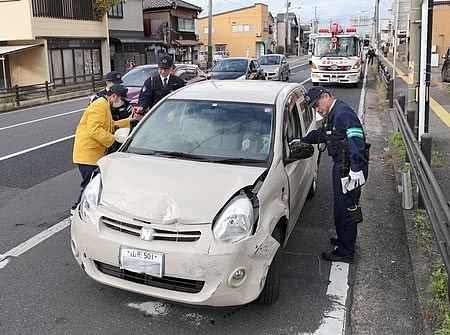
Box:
[73,97,130,166]
[137,75,185,109]
[91,88,132,121]
[302,99,367,172]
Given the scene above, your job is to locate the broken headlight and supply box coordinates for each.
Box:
[79,174,102,224]
[212,195,255,243]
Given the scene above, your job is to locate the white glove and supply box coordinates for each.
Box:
[348,169,366,189]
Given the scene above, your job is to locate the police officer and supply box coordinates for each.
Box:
[132,54,185,120]
[302,86,369,263]
[91,71,132,121]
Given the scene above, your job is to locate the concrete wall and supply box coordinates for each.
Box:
[9,43,48,86]
[432,4,450,64]
[0,0,33,41]
[198,4,272,58]
[108,0,143,32]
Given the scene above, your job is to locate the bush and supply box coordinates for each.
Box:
[275,46,285,54]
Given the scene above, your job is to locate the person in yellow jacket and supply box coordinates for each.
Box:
[72,84,137,210]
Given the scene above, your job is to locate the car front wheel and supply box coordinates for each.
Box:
[258,227,282,304]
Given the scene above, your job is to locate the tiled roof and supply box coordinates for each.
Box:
[143,0,202,12]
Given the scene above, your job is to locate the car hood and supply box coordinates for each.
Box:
[98,153,265,224]
[259,65,280,72]
[210,71,245,80]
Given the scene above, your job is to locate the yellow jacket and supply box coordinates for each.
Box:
[73,97,130,165]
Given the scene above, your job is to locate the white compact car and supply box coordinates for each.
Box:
[71,80,320,307]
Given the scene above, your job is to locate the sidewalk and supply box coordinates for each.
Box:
[382,56,450,202]
[350,68,423,334]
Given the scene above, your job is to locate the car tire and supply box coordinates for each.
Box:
[258,227,282,305]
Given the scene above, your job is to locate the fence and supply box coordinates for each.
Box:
[393,98,450,296]
[0,75,104,108]
[377,57,394,108]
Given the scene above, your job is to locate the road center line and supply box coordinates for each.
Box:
[0,218,70,268]
[291,62,310,70]
[0,134,75,162]
[300,78,311,85]
[0,109,83,132]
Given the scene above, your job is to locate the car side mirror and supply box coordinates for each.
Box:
[286,140,315,162]
[114,128,130,144]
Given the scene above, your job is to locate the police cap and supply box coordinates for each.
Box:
[108,84,128,99]
[305,86,327,107]
[158,54,174,69]
[105,71,123,84]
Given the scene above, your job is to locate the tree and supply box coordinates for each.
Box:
[93,0,121,20]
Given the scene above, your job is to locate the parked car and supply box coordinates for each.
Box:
[121,64,208,105]
[213,50,229,63]
[71,80,320,307]
[209,57,266,80]
[442,48,450,82]
[258,54,290,81]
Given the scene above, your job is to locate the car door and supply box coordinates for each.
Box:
[282,91,309,232]
[281,56,287,77]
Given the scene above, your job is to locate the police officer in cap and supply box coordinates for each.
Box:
[90,71,132,121]
[133,54,185,120]
[302,86,369,263]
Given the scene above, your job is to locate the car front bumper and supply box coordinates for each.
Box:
[311,70,361,84]
[70,206,279,307]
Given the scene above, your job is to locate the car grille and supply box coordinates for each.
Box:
[95,261,205,294]
[319,65,351,71]
[101,216,202,242]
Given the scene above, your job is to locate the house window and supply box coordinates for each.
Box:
[231,24,256,33]
[178,18,195,32]
[263,22,269,32]
[108,2,124,18]
[32,0,95,21]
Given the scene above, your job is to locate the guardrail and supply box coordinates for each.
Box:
[377,57,394,108]
[393,99,450,294]
[0,75,104,107]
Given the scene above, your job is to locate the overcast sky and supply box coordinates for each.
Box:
[192,0,393,27]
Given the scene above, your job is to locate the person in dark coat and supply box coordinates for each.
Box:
[302,86,369,263]
[132,54,185,121]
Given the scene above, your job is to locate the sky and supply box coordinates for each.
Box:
[191,0,393,29]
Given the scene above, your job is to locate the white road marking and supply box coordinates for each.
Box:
[358,63,370,123]
[0,109,83,131]
[300,78,311,85]
[291,62,310,70]
[0,96,88,115]
[0,134,75,162]
[0,218,70,269]
[307,263,350,335]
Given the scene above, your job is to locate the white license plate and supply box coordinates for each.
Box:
[119,247,164,277]
[330,77,338,82]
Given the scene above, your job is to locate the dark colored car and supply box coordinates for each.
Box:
[442,48,450,82]
[209,57,266,80]
[121,64,208,104]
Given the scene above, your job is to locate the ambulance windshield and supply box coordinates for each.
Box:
[313,37,359,58]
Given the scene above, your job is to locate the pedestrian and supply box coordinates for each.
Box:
[302,86,369,263]
[72,84,137,211]
[367,48,374,66]
[90,71,132,122]
[132,54,185,121]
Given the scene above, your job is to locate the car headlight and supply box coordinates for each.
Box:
[352,62,361,69]
[236,75,246,80]
[79,174,102,224]
[212,195,256,243]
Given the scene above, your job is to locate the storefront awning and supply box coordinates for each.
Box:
[0,44,43,56]
[171,40,203,47]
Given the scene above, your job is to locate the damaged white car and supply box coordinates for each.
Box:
[71,80,320,307]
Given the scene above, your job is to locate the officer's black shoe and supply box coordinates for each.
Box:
[330,237,338,246]
[322,250,354,264]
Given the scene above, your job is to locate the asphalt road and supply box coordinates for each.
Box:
[0,63,365,335]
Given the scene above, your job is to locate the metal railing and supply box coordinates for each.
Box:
[394,99,450,289]
[377,57,394,108]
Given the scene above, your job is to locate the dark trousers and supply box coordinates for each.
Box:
[332,163,368,256]
[75,164,97,206]
[368,56,374,66]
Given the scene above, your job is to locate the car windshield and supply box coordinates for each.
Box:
[258,55,280,65]
[126,99,274,165]
[122,67,158,87]
[212,59,248,72]
[313,37,359,57]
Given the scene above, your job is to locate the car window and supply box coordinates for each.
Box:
[127,100,274,164]
[212,59,248,72]
[177,68,197,81]
[299,97,313,132]
[283,93,302,158]
[122,67,158,87]
[258,55,281,65]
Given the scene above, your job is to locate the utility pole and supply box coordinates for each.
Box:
[314,6,318,33]
[207,0,213,69]
[408,0,421,129]
[393,0,400,94]
[285,0,290,56]
[425,0,434,133]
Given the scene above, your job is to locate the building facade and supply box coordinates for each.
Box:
[143,0,203,64]
[198,3,274,58]
[432,1,450,64]
[0,0,109,88]
[274,13,299,55]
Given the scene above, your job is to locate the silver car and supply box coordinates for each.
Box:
[258,54,290,81]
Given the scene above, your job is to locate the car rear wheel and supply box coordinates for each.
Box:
[258,227,282,304]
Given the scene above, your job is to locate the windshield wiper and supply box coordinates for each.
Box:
[212,157,265,165]
[155,151,212,161]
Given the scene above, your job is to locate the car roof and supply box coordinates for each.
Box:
[167,80,300,105]
[221,57,253,60]
[259,54,283,57]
